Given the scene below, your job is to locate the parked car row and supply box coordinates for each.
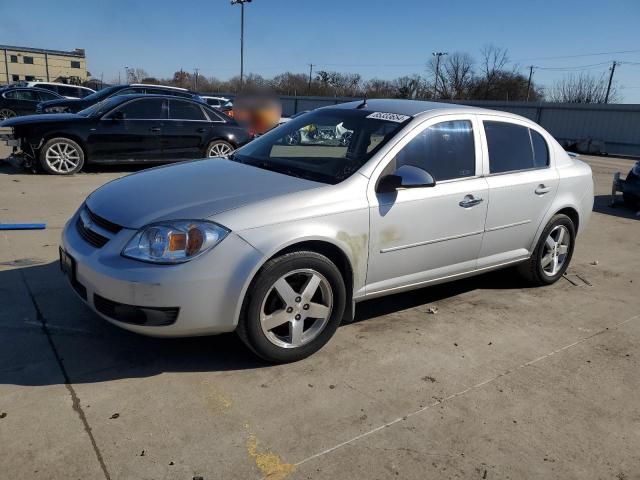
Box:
[0,87,63,120]
[0,94,253,174]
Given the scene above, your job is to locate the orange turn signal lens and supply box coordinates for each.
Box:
[168,232,186,251]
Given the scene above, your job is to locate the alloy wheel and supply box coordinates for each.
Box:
[208,142,233,157]
[259,268,333,349]
[0,109,16,120]
[541,225,571,276]
[45,142,81,174]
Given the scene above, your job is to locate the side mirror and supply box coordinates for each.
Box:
[111,111,126,120]
[377,165,436,193]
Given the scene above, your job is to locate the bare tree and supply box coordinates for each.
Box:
[479,45,509,99]
[127,68,149,83]
[548,73,617,103]
[428,52,473,99]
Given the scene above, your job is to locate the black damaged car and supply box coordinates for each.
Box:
[0,95,253,175]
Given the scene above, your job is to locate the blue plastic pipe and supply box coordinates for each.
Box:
[0,223,47,230]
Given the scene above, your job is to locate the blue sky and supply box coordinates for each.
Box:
[2,0,640,102]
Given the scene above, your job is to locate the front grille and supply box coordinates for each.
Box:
[76,216,109,248]
[86,207,122,234]
[94,294,179,326]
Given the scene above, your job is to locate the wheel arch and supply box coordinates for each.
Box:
[40,132,89,160]
[235,237,357,327]
[529,203,581,253]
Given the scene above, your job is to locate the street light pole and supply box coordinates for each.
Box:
[432,52,447,99]
[231,0,252,87]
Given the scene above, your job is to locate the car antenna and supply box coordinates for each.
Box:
[356,97,367,109]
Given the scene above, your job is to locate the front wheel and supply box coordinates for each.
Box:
[39,137,85,175]
[237,251,346,363]
[0,108,16,120]
[206,140,234,157]
[517,214,575,285]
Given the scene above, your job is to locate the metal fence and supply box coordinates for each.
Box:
[208,92,640,157]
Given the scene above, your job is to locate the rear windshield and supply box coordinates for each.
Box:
[231,109,409,184]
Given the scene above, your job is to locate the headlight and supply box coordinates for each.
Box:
[45,106,68,113]
[122,220,229,264]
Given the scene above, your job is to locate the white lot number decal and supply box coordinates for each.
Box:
[366,112,411,123]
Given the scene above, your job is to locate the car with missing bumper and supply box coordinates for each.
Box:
[0,94,252,174]
[58,99,593,363]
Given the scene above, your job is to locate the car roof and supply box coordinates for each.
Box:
[328,98,532,123]
[3,86,62,94]
[129,83,189,92]
[26,81,94,90]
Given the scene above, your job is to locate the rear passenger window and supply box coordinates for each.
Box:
[58,86,80,98]
[484,121,549,174]
[169,100,206,120]
[394,120,475,181]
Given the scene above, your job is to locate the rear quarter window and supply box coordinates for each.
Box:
[484,121,549,174]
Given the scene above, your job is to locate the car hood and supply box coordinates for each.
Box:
[40,98,83,108]
[86,158,323,229]
[1,112,84,126]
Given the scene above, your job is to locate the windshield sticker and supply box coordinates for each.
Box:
[366,112,411,123]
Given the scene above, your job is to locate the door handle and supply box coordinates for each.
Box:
[149,127,161,133]
[196,128,207,133]
[459,194,484,208]
[535,184,551,195]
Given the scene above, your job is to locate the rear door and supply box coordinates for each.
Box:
[478,116,559,267]
[160,99,211,160]
[89,97,165,161]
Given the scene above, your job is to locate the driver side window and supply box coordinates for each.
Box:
[393,120,475,181]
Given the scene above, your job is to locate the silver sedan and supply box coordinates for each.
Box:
[60,99,593,362]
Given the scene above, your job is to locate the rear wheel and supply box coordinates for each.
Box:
[237,251,346,363]
[0,108,16,120]
[206,140,234,157]
[39,137,84,175]
[517,214,575,285]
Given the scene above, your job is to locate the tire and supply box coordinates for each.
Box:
[206,140,234,157]
[0,108,16,121]
[237,251,346,363]
[517,214,576,286]
[39,137,85,175]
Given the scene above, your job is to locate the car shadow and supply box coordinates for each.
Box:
[593,194,639,220]
[1,260,527,387]
[0,156,161,176]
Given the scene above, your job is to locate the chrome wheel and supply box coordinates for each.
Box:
[541,225,570,276]
[0,108,16,120]
[207,141,233,157]
[45,142,81,174]
[260,268,333,349]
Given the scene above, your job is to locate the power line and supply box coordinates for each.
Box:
[534,61,612,71]
[515,48,640,62]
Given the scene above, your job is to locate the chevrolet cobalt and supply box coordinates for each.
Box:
[59,100,593,362]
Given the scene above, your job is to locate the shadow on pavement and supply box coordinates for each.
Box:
[1,260,527,387]
[593,194,639,220]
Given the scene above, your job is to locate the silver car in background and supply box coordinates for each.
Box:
[60,99,593,362]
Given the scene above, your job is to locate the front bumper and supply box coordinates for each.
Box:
[61,208,264,337]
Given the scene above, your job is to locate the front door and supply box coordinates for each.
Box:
[366,115,489,295]
[89,97,165,162]
[477,116,559,267]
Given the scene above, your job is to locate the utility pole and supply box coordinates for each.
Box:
[605,60,617,104]
[231,0,252,87]
[194,68,199,90]
[432,52,448,99]
[526,65,534,101]
[307,63,314,93]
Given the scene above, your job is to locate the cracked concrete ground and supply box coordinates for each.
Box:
[0,150,638,480]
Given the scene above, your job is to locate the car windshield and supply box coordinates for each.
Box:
[77,97,123,117]
[230,108,409,184]
[80,86,122,102]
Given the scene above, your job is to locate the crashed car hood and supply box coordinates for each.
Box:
[1,113,83,126]
[86,158,323,229]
